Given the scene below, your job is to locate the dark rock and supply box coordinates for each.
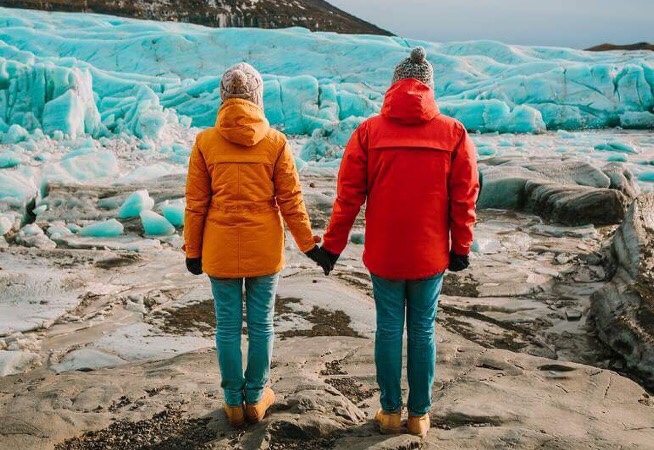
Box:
[602,163,641,199]
[525,181,629,226]
[591,193,654,387]
[478,162,632,225]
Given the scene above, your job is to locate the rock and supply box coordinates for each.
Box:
[555,254,573,265]
[591,193,654,387]
[16,224,57,249]
[565,308,583,321]
[478,165,548,209]
[57,235,163,252]
[350,232,365,245]
[478,162,631,225]
[2,335,653,449]
[51,348,128,374]
[602,162,641,199]
[525,181,629,226]
[524,161,611,188]
[531,223,598,239]
[0,350,41,376]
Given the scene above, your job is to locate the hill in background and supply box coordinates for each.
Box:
[586,42,654,52]
[0,0,393,35]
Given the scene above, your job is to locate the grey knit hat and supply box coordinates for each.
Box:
[391,47,434,89]
[220,62,264,108]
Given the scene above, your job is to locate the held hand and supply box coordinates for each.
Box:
[305,246,333,276]
[186,258,203,275]
[448,252,470,272]
[322,248,340,267]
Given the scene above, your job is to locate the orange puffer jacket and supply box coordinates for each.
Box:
[184,98,315,278]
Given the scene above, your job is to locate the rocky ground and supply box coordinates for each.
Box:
[1,173,654,449]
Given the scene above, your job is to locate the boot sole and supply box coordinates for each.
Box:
[377,423,402,435]
[407,429,428,438]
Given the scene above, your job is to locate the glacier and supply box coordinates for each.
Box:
[0,6,653,146]
[0,7,653,240]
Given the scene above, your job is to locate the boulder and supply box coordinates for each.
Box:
[602,162,641,199]
[478,161,636,225]
[591,193,654,387]
[525,181,630,226]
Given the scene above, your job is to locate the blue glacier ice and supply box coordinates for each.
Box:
[118,190,155,220]
[79,219,124,237]
[0,167,38,207]
[0,6,652,152]
[0,151,23,168]
[42,151,120,193]
[140,210,175,236]
[161,201,185,227]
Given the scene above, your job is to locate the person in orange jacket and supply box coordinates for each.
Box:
[184,62,332,427]
[320,48,480,437]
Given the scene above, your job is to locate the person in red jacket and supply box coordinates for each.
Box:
[321,47,479,438]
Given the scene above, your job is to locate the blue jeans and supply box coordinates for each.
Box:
[210,274,279,407]
[371,273,444,416]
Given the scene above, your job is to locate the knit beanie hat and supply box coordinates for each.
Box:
[391,47,434,89]
[220,62,264,108]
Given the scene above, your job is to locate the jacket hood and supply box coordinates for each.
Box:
[381,79,440,125]
[216,98,270,146]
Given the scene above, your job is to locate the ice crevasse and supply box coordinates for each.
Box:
[0,6,652,150]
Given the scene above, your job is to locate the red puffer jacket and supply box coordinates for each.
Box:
[322,78,479,280]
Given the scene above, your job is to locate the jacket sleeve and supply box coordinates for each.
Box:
[183,142,212,259]
[449,128,480,255]
[322,126,368,255]
[274,142,316,253]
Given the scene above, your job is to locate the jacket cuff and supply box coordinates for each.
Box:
[322,240,344,256]
[184,245,201,259]
[451,242,471,255]
[298,240,316,254]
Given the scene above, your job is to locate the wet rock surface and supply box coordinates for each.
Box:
[1,178,654,448]
[478,160,637,225]
[591,193,654,388]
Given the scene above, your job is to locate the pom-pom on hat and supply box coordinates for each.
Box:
[391,46,434,89]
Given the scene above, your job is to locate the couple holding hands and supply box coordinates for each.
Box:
[184,47,479,437]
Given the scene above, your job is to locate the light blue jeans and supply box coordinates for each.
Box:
[210,274,279,407]
[371,273,444,416]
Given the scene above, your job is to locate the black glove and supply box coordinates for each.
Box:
[186,258,203,275]
[305,246,333,276]
[448,252,469,272]
[322,248,340,267]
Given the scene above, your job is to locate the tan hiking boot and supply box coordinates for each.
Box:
[374,409,402,434]
[407,413,430,438]
[223,404,245,428]
[245,387,275,423]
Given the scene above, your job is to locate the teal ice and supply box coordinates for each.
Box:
[139,210,175,236]
[161,201,185,227]
[0,6,653,147]
[78,219,124,237]
[118,190,155,220]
